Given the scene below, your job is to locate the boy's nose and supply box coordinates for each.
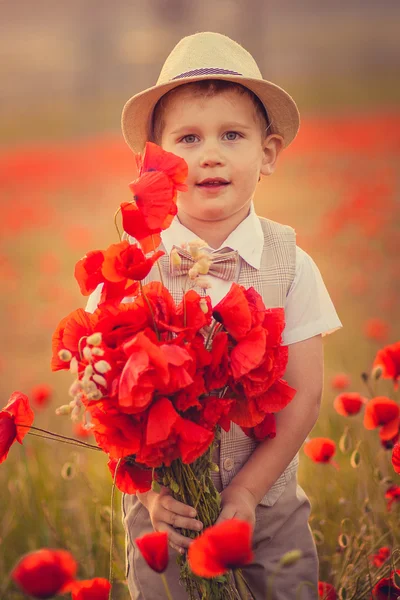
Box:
[199,146,225,167]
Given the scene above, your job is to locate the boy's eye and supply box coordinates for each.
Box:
[224,131,241,141]
[179,131,241,143]
[180,134,198,144]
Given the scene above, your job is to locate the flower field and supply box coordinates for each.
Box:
[1,112,400,599]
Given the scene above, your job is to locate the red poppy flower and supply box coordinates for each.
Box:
[212,283,252,340]
[371,570,400,599]
[175,290,212,332]
[129,171,176,230]
[333,392,367,416]
[175,418,214,464]
[242,412,276,441]
[392,443,400,474]
[107,457,153,494]
[138,141,188,191]
[30,383,53,409]
[69,578,111,600]
[363,397,400,441]
[303,438,339,468]
[135,531,169,573]
[205,332,230,391]
[74,250,104,296]
[364,318,389,342]
[51,308,96,372]
[120,201,163,254]
[318,581,337,599]
[1,392,34,464]
[369,546,391,568]
[230,326,267,379]
[236,345,289,400]
[188,519,253,577]
[88,402,142,459]
[373,341,400,390]
[381,431,399,451]
[11,548,77,598]
[331,373,351,391]
[385,485,400,512]
[102,241,164,283]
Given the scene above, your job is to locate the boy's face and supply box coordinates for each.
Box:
[159,88,282,225]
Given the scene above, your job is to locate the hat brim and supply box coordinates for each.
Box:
[121,74,300,153]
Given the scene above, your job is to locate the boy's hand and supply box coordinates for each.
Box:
[137,486,203,554]
[215,483,257,531]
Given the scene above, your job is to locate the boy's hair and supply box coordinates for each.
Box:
[149,79,272,145]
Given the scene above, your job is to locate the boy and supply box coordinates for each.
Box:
[87,32,342,599]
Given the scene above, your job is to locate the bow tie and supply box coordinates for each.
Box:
[169,245,239,281]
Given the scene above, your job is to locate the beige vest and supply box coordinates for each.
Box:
[123,216,297,507]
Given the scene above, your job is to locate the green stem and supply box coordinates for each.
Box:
[160,573,175,600]
[139,281,160,340]
[266,564,282,600]
[16,424,101,451]
[295,581,319,600]
[152,234,165,287]
[114,207,122,241]
[233,569,254,599]
[109,458,121,600]
[205,319,222,350]
[27,431,101,451]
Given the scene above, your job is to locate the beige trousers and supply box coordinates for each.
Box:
[121,471,319,600]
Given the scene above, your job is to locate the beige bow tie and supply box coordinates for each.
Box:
[169,245,239,281]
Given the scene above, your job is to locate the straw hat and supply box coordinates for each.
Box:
[121,32,300,152]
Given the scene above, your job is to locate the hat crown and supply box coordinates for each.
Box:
[157,32,262,85]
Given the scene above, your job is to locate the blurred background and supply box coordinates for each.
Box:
[1,1,399,596]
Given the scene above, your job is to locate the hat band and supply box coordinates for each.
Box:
[172,67,242,80]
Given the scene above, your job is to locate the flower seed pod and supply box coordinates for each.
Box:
[91,347,105,357]
[92,374,107,388]
[195,256,212,275]
[199,298,209,314]
[69,356,79,375]
[372,365,383,380]
[55,404,73,416]
[68,380,82,398]
[83,346,92,361]
[84,364,94,378]
[58,349,72,362]
[94,360,112,374]
[188,266,199,280]
[87,332,102,346]
[188,238,207,259]
[195,277,212,290]
[71,404,82,422]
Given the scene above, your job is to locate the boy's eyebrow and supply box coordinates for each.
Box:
[170,122,253,135]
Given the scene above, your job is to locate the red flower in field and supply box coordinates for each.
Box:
[102,241,164,283]
[333,392,367,416]
[107,457,153,494]
[381,432,399,451]
[11,549,77,598]
[0,392,34,464]
[135,531,169,573]
[392,443,400,474]
[364,318,389,342]
[30,384,53,409]
[303,438,339,468]
[137,141,188,192]
[188,519,253,577]
[363,397,400,441]
[331,373,351,391]
[369,546,391,567]
[385,486,400,512]
[371,569,400,599]
[69,578,111,600]
[372,341,400,390]
[318,581,337,599]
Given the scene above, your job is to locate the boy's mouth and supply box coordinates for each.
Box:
[196,177,230,187]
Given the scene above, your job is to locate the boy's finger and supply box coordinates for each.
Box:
[161,495,197,518]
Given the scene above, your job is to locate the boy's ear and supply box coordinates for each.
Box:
[260,134,284,177]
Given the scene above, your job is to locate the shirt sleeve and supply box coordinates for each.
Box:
[281,246,343,345]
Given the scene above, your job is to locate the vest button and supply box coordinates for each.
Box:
[223,458,234,471]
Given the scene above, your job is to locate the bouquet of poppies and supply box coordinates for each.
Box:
[51,142,296,599]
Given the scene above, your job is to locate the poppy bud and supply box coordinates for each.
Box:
[91,347,105,357]
[58,349,72,362]
[196,256,212,275]
[195,277,212,290]
[199,298,209,313]
[70,356,79,375]
[188,266,199,280]
[87,332,102,346]
[170,247,182,268]
[372,365,383,380]
[279,549,303,567]
[55,404,73,416]
[71,404,82,422]
[188,238,207,259]
[93,374,107,388]
[83,346,92,361]
[68,380,82,398]
[84,364,94,378]
[87,389,103,401]
[94,360,112,374]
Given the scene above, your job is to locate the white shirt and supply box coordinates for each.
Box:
[86,205,342,345]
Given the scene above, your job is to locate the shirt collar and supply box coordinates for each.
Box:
[161,202,264,269]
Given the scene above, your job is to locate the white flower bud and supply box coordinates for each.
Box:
[195,277,212,290]
[188,266,199,280]
[170,248,182,268]
[91,347,105,357]
[68,380,82,398]
[70,356,79,375]
[58,349,72,362]
[94,360,112,374]
[92,373,107,388]
[87,332,102,346]
[199,298,210,314]
[71,404,82,422]
[55,404,73,416]
[87,389,103,401]
[195,256,212,275]
[84,364,94,378]
[83,346,92,361]
[188,238,207,259]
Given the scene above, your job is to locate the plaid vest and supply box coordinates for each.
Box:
[123,215,297,507]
